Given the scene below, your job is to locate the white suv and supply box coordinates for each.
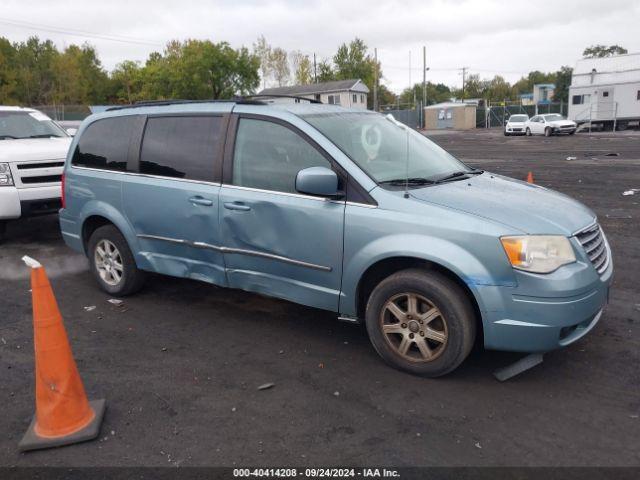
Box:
[504,114,529,136]
[0,107,72,240]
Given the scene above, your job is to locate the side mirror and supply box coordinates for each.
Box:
[66,128,78,137]
[295,166,339,197]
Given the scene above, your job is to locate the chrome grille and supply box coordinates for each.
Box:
[575,223,609,274]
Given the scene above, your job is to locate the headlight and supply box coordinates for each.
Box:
[501,235,576,273]
[0,162,14,186]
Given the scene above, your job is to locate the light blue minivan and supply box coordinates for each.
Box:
[60,99,612,376]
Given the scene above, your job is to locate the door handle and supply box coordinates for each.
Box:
[189,196,214,207]
[223,201,251,212]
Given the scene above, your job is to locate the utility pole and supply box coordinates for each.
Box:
[422,46,426,108]
[408,50,412,107]
[313,53,317,84]
[461,67,469,101]
[373,48,378,111]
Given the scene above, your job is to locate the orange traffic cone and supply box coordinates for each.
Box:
[526,171,534,184]
[18,256,105,452]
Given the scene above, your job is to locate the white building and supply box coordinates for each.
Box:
[533,83,555,104]
[568,53,640,128]
[258,79,369,109]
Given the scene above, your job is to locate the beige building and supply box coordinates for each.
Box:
[424,102,476,130]
[258,79,369,109]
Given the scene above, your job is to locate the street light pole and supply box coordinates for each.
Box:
[422,46,426,108]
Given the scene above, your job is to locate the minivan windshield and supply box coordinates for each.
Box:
[0,111,68,140]
[302,112,471,184]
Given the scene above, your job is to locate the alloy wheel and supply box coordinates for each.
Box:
[380,292,448,362]
[94,239,124,286]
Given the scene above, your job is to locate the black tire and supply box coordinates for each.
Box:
[0,221,6,242]
[365,269,476,377]
[525,127,531,136]
[504,130,509,136]
[544,127,551,137]
[569,131,576,135]
[87,224,146,296]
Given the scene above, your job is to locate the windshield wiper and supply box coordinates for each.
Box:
[379,177,436,186]
[433,169,484,184]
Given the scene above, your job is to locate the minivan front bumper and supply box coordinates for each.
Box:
[478,245,613,353]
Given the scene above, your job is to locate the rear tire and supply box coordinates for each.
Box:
[88,225,146,296]
[365,269,476,377]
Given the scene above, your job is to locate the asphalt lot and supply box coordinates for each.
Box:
[1,129,639,467]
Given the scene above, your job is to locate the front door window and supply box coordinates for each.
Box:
[232,118,332,194]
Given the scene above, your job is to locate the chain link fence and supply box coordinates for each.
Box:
[476,102,569,128]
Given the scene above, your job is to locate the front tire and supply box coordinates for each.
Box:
[365,269,476,377]
[525,127,532,136]
[544,127,552,137]
[88,225,146,296]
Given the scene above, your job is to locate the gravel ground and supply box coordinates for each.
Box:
[0,129,638,468]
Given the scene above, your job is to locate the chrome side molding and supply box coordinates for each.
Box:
[137,234,332,272]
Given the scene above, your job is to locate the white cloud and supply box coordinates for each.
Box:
[2,0,639,93]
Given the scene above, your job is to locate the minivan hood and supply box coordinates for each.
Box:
[0,137,72,162]
[409,173,595,235]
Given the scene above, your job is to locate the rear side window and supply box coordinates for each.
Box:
[72,116,134,171]
[139,116,222,182]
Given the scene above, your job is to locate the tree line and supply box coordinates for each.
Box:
[0,36,628,109]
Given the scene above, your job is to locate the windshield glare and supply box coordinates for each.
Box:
[302,112,468,184]
[508,115,528,122]
[0,111,67,139]
[544,114,564,121]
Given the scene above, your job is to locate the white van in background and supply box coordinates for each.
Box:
[0,106,72,240]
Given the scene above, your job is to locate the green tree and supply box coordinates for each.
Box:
[13,37,59,105]
[171,40,260,99]
[398,82,453,108]
[253,35,272,89]
[316,60,335,82]
[377,84,396,108]
[512,70,556,96]
[484,75,512,102]
[583,44,628,58]
[332,38,378,108]
[269,47,289,87]
[553,66,573,103]
[456,73,484,99]
[52,44,109,104]
[290,51,312,85]
[0,38,18,104]
[111,60,143,103]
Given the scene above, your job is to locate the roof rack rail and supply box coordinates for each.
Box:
[105,97,267,112]
[244,94,323,104]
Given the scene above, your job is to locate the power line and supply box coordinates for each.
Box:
[0,17,163,47]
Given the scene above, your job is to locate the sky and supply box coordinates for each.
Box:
[2,0,639,93]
